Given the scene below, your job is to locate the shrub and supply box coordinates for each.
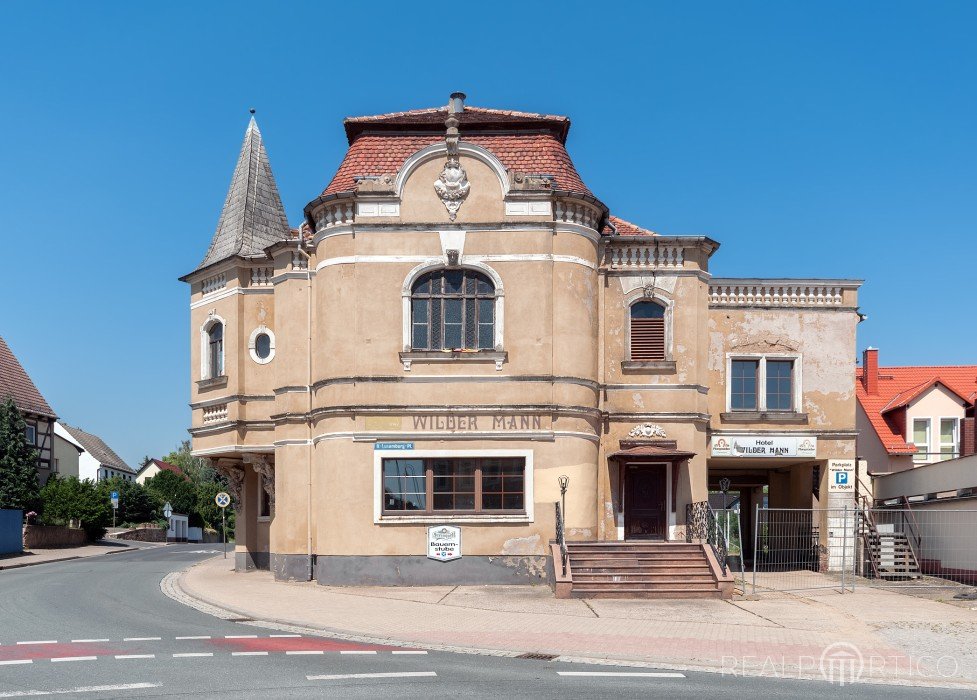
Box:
[40,476,112,541]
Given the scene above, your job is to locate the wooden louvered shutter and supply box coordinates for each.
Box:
[630,301,666,361]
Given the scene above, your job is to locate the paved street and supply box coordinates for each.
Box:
[0,544,970,698]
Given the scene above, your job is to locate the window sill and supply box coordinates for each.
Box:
[377,513,530,525]
[197,375,228,390]
[621,360,676,374]
[400,350,507,371]
[721,411,808,424]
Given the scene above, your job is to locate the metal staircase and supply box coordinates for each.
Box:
[857,498,921,580]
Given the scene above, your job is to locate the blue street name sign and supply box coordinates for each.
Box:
[374,442,414,451]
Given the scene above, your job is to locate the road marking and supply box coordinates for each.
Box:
[0,683,161,697]
[51,656,97,663]
[557,672,686,678]
[286,650,324,655]
[308,672,437,681]
[173,653,213,658]
[71,639,109,643]
[339,650,377,655]
[0,660,32,666]
[115,654,155,660]
[231,651,268,656]
[392,650,428,655]
[224,635,258,639]
[16,640,57,645]
[124,637,162,641]
[269,634,301,638]
[175,635,211,640]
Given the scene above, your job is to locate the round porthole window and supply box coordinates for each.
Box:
[248,327,275,364]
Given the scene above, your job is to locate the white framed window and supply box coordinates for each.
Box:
[725,354,802,412]
[912,418,931,463]
[53,458,59,473]
[939,417,959,461]
[248,326,276,365]
[199,313,227,380]
[374,449,534,524]
[24,423,37,445]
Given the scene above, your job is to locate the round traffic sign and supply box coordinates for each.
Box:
[163,502,173,518]
[215,492,231,508]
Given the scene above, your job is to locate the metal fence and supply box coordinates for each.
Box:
[750,506,977,594]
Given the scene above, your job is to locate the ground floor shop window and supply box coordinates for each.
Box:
[382,457,525,514]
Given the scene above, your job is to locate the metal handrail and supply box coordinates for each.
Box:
[555,501,568,577]
[899,496,923,552]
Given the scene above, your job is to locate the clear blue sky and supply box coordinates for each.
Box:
[1,2,974,469]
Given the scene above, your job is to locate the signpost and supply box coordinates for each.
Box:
[215,492,231,559]
[110,491,119,528]
[163,502,172,545]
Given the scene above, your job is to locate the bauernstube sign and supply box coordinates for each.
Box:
[427,525,462,562]
[711,436,817,458]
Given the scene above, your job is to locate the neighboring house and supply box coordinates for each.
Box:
[52,422,83,478]
[136,458,185,485]
[60,424,136,482]
[0,335,56,483]
[856,348,977,475]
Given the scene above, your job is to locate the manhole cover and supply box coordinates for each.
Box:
[517,652,558,661]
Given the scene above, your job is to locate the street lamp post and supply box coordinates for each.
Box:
[163,502,173,545]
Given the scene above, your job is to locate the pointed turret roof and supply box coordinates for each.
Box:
[192,116,290,273]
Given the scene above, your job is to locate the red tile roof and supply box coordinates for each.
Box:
[321,133,592,198]
[343,106,571,143]
[856,364,977,454]
[141,459,187,480]
[604,216,657,237]
[0,336,55,418]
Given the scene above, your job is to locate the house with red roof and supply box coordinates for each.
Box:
[135,458,185,485]
[0,335,56,483]
[856,348,977,474]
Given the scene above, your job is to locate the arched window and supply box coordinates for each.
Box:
[411,269,495,351]
[630,301,666,361]
[207,322,224,378]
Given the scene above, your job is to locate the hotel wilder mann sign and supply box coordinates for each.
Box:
[711,435,817,458]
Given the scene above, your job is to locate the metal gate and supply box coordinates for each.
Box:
[751,506,977,594]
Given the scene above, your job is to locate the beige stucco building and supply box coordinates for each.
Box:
[181,95,862,586]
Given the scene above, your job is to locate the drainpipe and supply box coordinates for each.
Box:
[294,233,314,581]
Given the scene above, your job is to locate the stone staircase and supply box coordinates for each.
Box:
[865,530,921,579]
[560,541,733,599]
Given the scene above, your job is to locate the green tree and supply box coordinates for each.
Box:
[97,477,158,525]
[162,440,217,484]
[40,476,112,540]
[0,396,42,513]
[145,469,197,523]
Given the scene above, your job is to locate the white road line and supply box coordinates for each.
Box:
[173,653,213,658]
[0,683,161,697]
[224,635,258,639]
[16,640,57,645]
[71,639,109,643]
[124,637,161,641]
[308,672,437,681]
[392,650,428,655]
[231,651,268,656]
[115,654,155,660]
[0,660,32,666]
[269,634,301,638]
[51,656,97,663]
[175,635,211,640]
[339,650,377,655]
[286,650,324,655]
[557,671,686,678]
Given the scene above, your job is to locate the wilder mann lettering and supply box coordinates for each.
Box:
[735,439,792,457]
[411,415,543,431]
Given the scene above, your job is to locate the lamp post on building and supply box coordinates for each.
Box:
[558,475,569,523]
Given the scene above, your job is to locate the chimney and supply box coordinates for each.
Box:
[961,416,975,458]
[449,92,466,114]
[862,347,879,395]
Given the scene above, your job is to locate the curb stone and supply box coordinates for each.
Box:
[163,557,977,690]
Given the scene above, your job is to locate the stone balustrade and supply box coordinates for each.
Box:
[605,245,685,269]
[708,282,846,307]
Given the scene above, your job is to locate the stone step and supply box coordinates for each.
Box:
[571,587,725,599]
[569,556,707,565]
[573,574,717,584]
[572,564,712,574]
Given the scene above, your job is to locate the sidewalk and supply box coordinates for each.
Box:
[0,540,154,570]
[177,556,977,688]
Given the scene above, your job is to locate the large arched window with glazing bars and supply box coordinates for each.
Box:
[629,300,666,360]
[411,269,495,351]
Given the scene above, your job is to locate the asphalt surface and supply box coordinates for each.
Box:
[0,543,970,698]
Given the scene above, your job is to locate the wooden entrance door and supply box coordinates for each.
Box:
[625,465,667,539]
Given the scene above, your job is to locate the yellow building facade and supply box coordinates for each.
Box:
[182,95,861,585]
